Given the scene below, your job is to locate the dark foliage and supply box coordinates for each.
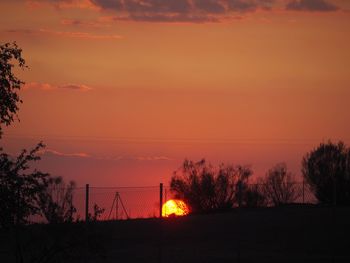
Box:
[302,141,350,205]
[0,142,49,227]
[38,176,76,224]
[0,42,26,136]
[89,204,106,221]
[170,159,252,213]
[0,42,77,229]
[243,184,267,207]
[260,163,301,206]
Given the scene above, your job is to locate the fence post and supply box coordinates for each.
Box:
[70,193,74,222]
[302,180,305,204]
[333,175,337,207]
[85,184,89,222]
[238,181,242,208]
[116,192,119,220]
[159,183,163,218]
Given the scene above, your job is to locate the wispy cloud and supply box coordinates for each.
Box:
[100,155,173,162]
[25,0,342,23]
[26,0,96,10]
[40,149,91,158]
[112,14,220,23]
[61,18,112,27]
[195,0,227,14]
[40,28,122,39]
[135,156,173,161]
[24,82,93,92]
[5,28,122,40]
[91,0,275,22]
[40,149,173,162]
[59,84,93,91]
[286,0,339,12]
[25,0,272,23]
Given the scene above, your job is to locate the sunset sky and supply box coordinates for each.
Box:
[1,0,350,187]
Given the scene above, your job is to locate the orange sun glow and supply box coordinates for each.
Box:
[162,199,189,217]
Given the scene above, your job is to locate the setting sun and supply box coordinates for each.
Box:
[162,199,189,217]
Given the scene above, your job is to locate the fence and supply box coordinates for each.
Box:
[245,182,317,206]
[68,182,317,223]
[26,182,317,224]
[74,184,163,221]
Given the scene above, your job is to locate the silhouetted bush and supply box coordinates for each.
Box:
[302,141,350,205]
[170,159,252,213]
[260,163,301,206]
[243,184,268,207]
[0,143,49,227]
[38,176,76,224]
[89,204,105,221]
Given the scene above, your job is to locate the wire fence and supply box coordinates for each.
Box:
[67,182,317,223]
[78,186,161,221]
[246,182,318,205]
[26,182,318,224]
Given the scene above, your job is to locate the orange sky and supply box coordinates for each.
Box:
[1,0,350,186]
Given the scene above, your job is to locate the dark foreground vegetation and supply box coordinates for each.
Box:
[1,205,350,263]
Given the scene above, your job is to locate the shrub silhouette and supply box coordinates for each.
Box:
[243,184,267,207]
[0,143,49,227]
[260,163,301,206]
[302,141,350,205]
[170,159,252,213]
[88,204,106,221]
[38,176,77,224]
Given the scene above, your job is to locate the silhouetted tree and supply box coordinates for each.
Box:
[0,42,54,228]
[302,141,350,205]
[0,42,87,262]
[0,42,26,137]
[0,142,49,227]
[261,163,300,206]
[88,204,106,221]
[170,159,252,213]
[243,184,267,207]
[38,176,77,224]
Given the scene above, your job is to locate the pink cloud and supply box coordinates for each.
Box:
[5,28,122,40]
[40,149,173,162]
[23,82,56,91]
[61,18,112,28]
[26,0,97,10]
[38,28,122,40]
[59,84,92,91]
[40,149,91,158]
[25,0,342,24]
[136,156,173,161]
[24,82,93,92]
[286,0,339,12]
[100,155,173,162]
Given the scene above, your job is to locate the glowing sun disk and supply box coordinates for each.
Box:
[162,199,189,217]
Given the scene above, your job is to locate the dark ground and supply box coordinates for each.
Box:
[1,206,350,263]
